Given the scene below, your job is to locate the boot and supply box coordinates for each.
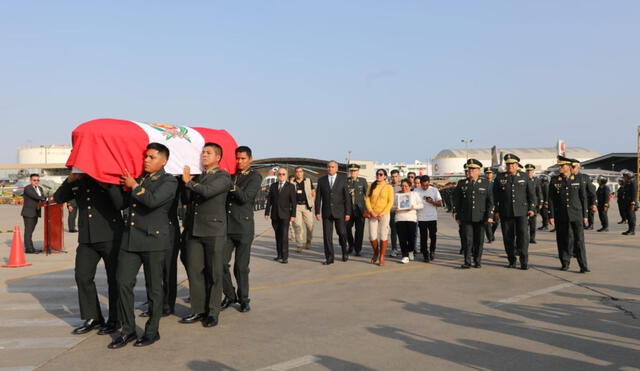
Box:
[370,240,379,264]
[379,240,388,266]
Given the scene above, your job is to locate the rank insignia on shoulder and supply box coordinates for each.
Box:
[570,175,574,180]
[151,175,160,181]
[71,187,79,191]
[478,179,482,183]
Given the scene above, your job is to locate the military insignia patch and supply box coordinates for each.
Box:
[147,123,192,142]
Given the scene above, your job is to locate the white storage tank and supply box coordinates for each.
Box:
[17,145,71,164]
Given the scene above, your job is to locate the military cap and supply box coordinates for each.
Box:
[539,174,549,181]
[621,169,634,177]
[466,158,483,169]
[463,163,468,170]
[524,164,536,171]
[517,163,524,169]
[597,175,607,182]
[571,159,581,167]
[483,167,493,173]
[556,155,573,166]
[503,153,520,164]
[348,163,360,171]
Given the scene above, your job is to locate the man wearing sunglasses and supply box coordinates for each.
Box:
[21,173,47,254]
[265,168,297,263]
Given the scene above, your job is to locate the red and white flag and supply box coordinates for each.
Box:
[66,118,238,184]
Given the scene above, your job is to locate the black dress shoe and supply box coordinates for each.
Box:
[549,229,556,232]
[507,263,517,269]
[221,297,237,311]
[25,249,38,254]
[273,257,282,262]
[560,265,569,271]
[97,322,119,335]
[355,252,362,257]
[529,240,537,244]
[108,332,137,349]
[429,252,434,261]
[617,220,626,224]
[139,310,151,318]
[580,267,591,273]
[460,264,471,269]
[69,229,78,233]
[321,261,334,265]
[239,303,251,312]
[202,316,218,327]
[521,264,529,270]
[342,255,349,262]
[134,332,160,347]
[162,309,173,317]
[72,319,104,335]
[179,313,205,324]
[474,262,482,268]
[280,259,288,264]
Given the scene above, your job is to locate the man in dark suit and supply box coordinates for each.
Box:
[265,168,296,263]
[21,173,47,254]
[109,143,178,349]
[180,143,232,328]
[222,146,262,312]
[315,161,352,264]
[54,174,125,336]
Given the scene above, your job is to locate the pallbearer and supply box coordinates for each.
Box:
[109,143,178,348]
[454,159,494,269]
[548,156,589,273]
[493,154,536,270]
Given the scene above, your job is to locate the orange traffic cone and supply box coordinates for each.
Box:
[2,226,32,268]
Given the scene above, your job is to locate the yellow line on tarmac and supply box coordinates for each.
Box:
[252,264,425,291]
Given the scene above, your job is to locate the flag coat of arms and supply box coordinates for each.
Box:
[66,118,238,184]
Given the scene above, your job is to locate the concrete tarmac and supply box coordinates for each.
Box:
[0,204,638,371]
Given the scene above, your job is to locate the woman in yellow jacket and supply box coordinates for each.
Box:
[365,169,395,265]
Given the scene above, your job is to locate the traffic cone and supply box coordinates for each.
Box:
[2,226,32,268]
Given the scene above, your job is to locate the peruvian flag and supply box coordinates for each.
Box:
[65,118,238,184]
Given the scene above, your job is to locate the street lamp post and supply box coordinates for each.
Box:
[461,139,473,160]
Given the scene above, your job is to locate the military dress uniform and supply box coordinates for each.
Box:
[346,171,369,256]
[483,168,498,243]
[548,157,589,272]
[454,159,494,268]
[616,180,628,224]
[222,167,262,311]
[574,168,597,230]
[596,178,610,231]
[182,166,232,326]
[493,154,536,269]
[54,176,125,334]
[538,177,550,230]
[621,173,638,235]
[113,168,178,347]
[524,164,543,244]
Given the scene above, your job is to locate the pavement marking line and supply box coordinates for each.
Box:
[252,264,425,291]
[0,318,84,327]
[255,355,321,371]
[0,337,81,350]
[0,367,35,371]
[487,282,578,308]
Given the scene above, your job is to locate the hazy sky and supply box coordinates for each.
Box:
[1,1,639,164]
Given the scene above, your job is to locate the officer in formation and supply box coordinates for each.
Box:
[110,143,178,349]
[346,164,369,256]
[537,175,550,231]
[596,176,610,232]
[620,170,637,235]
[54,173,125,336]
[616,178,627,224]
[524,164,543,244]
[571,161,597,230]
[548,156,589,273]
[493,154,536,270]
[222,146,262,312]
[180,143,232,328]
[483,167,498,243]
[454,159,494,268]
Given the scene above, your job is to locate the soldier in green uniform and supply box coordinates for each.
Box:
[548,156,589,272]
[180,143,232,328]
[454,159,494,269]
[596,176,610,232]
[493,154,536,270]
[524,164,542,244]
[346,164,369,256]
[109,143,178,349]
[483,167,498,243]
[621,170,637,235]
[54,174,125,336]
[221,146,262,313]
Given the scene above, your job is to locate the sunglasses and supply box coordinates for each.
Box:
[277,173,287,176]
[376,173,385,176]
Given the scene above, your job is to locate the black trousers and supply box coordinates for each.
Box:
[555,221,588,269]
[418,221,437,258]
[461,221,485,266]
[346,215,365,254]
[618,200,627,222]
[587,209,595,227]
[389,211,398,251]
[185,235,226,318]
[459,223,466,254]
[23,216,38,251]
[272,218,290,260]
[628,207,637,232]
[484,220,498,241]
[396,221,416,258]
[322,216,348,262]
[501,216,529,265]
[540,207,550,228]
[223,233,253,304]
[528,214,537,241]
[68,207,78,231]
[597,206,608,229]
[117,249,165,337]
[75,240,119,323]
[162,222,181,313]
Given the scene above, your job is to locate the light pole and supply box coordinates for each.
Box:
[461,139,473,160]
